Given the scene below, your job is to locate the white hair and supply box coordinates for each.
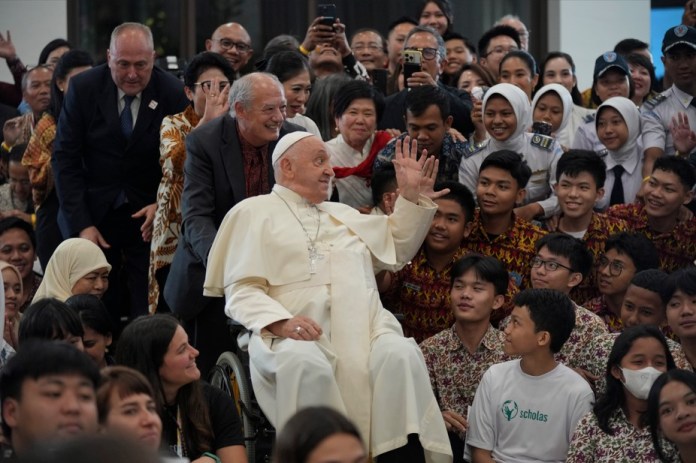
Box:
[228,72,283,117]
[109,22,154,52]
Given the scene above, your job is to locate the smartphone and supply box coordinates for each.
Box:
[402,50,422,88]
[532,121,553,136]
[370,69,388,95]
[317,4,336,27]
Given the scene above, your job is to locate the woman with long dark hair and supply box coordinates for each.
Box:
[272,406,367,463]
[116,314,246,463]
[647,369,696,462]
[567,325,677,461]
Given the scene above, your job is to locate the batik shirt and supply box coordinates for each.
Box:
[465,210,547,324]
[608,202,696,273]
[584,296,623,333]
[567,408,678,462]
[382,246,469,342]
[374,132,464,183]
[420,324,510,418]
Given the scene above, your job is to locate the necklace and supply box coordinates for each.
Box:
[274,191,324,274]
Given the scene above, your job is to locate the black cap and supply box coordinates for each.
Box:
[593,51,630,78]
[662,24,696,53]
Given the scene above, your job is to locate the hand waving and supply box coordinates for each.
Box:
[392,136,447,203]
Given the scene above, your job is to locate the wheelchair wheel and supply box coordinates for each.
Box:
[209,351,256,462]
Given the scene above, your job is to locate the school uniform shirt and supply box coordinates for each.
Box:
[459,84,562,218]
[593,97,644,210]
[641,84,696,156]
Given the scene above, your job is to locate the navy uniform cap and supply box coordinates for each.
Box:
[593,51,630,79]
[662,24,696,53]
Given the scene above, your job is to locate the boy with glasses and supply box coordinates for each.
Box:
[584,232,660,332]
[476,25,520,80]
[529,234,608,372]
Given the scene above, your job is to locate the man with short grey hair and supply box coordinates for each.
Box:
[378,25,474,136]
[495,14,530,50]
[165,72,304,376]
[53,22,188,321]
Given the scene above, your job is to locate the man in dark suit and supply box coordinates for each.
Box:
[165,72,303,375]
[378,25,474,137]
[52,23,189,321]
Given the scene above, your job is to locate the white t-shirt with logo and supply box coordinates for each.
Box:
[467,359,594,462]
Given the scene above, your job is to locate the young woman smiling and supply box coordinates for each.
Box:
[116,315,246,463]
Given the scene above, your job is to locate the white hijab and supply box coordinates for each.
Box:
[482,83,532,153]
[531,83,573,134]
[595,96,640,163]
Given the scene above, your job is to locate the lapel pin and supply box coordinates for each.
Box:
[148,100,158,110]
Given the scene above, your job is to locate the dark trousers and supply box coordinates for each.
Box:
[184,297,236,379]
[35,191,63,270]
[377,434,426,463]
[99,203,149,328]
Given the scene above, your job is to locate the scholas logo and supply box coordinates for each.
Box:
[501,400,548,423]
[502,400,518,421]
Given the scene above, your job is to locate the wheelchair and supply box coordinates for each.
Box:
[208,321,275,463]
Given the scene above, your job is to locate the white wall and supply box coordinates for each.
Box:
[0,0,68,83]
[547,0,651,90]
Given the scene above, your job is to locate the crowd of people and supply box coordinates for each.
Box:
[1,0,696,461]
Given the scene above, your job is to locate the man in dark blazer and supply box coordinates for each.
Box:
[52,23,189,321]
[165,72,304,375]
[378,25,474,137]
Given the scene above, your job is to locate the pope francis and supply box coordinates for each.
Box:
[204,132,452,462]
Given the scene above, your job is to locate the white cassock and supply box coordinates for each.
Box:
[204,184,452,462]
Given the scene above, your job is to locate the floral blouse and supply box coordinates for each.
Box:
[567,408,678,462]
[148,105,200,313]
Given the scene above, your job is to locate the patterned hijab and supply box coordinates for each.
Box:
[32,238,111,303]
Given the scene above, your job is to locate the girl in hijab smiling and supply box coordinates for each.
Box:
[31,237,111,303]
[531,83,573,151]
[593,96,643,210]
[459,83,564,221]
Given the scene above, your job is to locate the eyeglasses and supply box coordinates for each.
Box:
[404,47,438,60]
[214,38,251,53]
[484,45,518,58]
[353,44,383,52]
[531,257,573,272]
[193,80,231,92]
[598,255,625,277]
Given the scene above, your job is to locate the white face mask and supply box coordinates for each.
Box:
[620,366,663,400]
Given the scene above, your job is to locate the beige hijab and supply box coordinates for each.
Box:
[0,260,22,350]
[32,238,112,303]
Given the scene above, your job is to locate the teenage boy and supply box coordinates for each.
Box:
[548,150,628,302]
[584,232,660,332]
[529,233,608,371]
[0,340,100,458]
[380,181,475,342]
[467,288,594,463]
[465,150,547,323]
[665,268,696,371]
[607,155,696,272]
[420,254,511,462]
[579,269,684,393]
[369,165,398,215]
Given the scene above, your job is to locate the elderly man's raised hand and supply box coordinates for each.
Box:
[392,136,447,203]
